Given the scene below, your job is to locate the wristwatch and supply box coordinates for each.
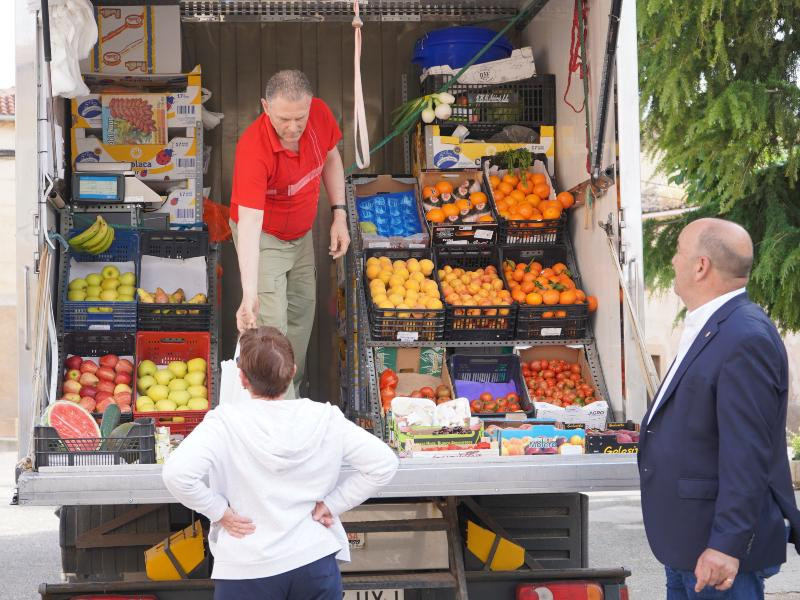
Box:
[331,204,347,213]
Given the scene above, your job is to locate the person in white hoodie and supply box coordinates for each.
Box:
[162,326,399,599]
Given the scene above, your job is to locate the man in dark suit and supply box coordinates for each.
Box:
[639,218,800,599]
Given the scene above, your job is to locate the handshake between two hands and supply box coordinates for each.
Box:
[216,502,335,538]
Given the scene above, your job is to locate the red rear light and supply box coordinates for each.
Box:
[620,586,630,600]
[517,582,604,600]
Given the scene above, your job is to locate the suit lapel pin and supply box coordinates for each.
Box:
[704,331,710,338]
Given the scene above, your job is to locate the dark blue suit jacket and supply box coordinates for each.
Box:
[638,293,800,572]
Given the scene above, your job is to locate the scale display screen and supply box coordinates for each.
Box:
[73,174,124,202]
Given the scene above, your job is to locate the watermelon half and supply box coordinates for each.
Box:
[43,401,102,451]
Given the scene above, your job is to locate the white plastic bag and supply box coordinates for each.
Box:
[218,342,251,406]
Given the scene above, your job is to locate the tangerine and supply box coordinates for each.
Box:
[542,311,555,318]
[520,281,535,294]
[517,203,534,219]
[587,296,598,312]
[525,193,542,207]
[533,183,551,199]
[442,203,460,218]
[422,185,438,199]
[542,206,562,220]
[575,289,586,302]
[531,173,547,186]
[509,189,526,202]
[498,181,514,195]
[469,191,488,205]
[489,175,501,187]
[552,262,568,275]
[557,191,575,209]
[512,289,527,303]
[559,290,577,304]
[426,208,445,223]
[435,181,454,195]
[502,174,520,187]
[555,310,568,318]
[455,198,472,213]
[477,214,494,223]
[526,292,543,305]
[542,289,560,305]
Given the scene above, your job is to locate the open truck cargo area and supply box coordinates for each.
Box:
[14,0,646,597]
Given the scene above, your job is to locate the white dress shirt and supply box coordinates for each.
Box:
[648,287,747,423]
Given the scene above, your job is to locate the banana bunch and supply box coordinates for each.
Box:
[138,287,207,315]
[68,216,115,255]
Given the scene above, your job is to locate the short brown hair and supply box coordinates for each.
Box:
[238,327,295,398]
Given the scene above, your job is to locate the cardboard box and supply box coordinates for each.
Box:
[102,94,168,145]
[155,183,200,226]
[72,130,197,181]
[493,423,585,456]
[421,47,536,85]
[517,345,609,430]
[586,421,640,454]
[83,5,181,74]
[351,175,429,249]
[374,347,445,378]
[417,125,555,175]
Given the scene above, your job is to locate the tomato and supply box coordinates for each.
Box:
[570,364,581,374]
[506,392,519,404]
[419,386,435,399]
[470,399,484,413]
[521,366,531,377]
[529,360,542,371]
[379,369,399,390]
[380,386,396,409]
[482,399,498,412]
[569,373,581,382]
[540,360,549,369]
[545,378,556,387]
[542,369,555,379]
[585,396,595,404]
[556,372,568,381]
[479,392,494,404]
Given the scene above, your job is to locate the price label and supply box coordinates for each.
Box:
[368,241,391,249]
[347,532,366,550]
[473,229,494,240]
[541,327,562,337]
[397,331,419,342]
[444,239,468,245]
[408,243,427,249]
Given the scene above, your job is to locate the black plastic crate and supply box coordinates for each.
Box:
[433,246,517,341]
[34,418,156,467]
[138,231,212,331]
[449,353,534,418]
[363,248,445,342]
[501,245,590,341]
[62,228,139,331]
[420,74,556,137]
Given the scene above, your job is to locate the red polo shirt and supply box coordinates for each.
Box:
[230,98,342,241]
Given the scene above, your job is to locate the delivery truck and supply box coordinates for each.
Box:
[13,0,650,598]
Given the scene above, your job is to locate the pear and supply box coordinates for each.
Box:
[154,288,170,303]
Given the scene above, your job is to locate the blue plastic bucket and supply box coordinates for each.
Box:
[413,26,513,70]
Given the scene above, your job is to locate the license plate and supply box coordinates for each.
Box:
[343,590,404,600]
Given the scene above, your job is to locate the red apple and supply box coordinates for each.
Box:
[79,397,96,412]
[114,372,132,386]
[95,390,113,404]
[96,367,116,382]
[80,360,98,374]
[96,397,114,413]
[63,379,82,395]
[79,372,99,387]
[114,383,132,395]
[115,358,134,374]
[64,355,83,371]
[61,392,81,403]
[96,380,115,394]
[65,369,81,381]
[99,354,119,369]
[120,405,132,414]
[81,386,97,398]
[114,392,132,406]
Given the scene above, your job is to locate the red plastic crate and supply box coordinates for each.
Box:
[133,332,211,436]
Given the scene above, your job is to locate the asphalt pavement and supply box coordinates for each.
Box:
[1,450,799,600]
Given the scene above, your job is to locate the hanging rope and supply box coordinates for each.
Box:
[352,0,371,169]
[564,0,590,114]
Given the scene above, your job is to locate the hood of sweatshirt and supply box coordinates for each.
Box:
[212,398,335,474]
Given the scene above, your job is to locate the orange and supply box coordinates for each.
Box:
[511,289,527,303]
[455,198,472,213]
[522,272,537,284]
[541,268,555,278]
[525,194,542,207]
[517,179,534,193]
[512,269,524,283]
[559,290,577,304]
[575,289,586,301]
[477,214,494,223]
[530,173,547,186]
[530,209,543,221]
[517,203,534,219]
[551,262,568,275]
[509,189,526,202]
[529,261,543,274]
[498,182,514,195]
[526,292,543,305]
[520,281,535,294]
[442,203,459,218]
[541,199,561,212]
[555,310,568,318]
[542,289,560,305]
[542,311,555,318]
[557,191,575,209]
[496,198,509,212]
[435,181,453,195]
[587,295,598,312]
[469,191,488,205]
[426,208,445,223]
[542,206,562,220]
[558,274,577,289]
[502,174,520,187]
[488,175,501,187]
[422,185,438,199]
[533,183,551,199]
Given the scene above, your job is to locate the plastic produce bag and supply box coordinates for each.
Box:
[218,342,251,406]
[203,197,232,243]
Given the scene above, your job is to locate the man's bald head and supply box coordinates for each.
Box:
[688,218,753,280]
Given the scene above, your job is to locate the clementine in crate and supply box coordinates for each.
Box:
[426,207,445,223]
[502,258,593,312]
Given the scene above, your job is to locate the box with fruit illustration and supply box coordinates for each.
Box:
[586,421,640,454]
[102,94,168,145]
[448,353,534,418]
[133,332,212,436]
[63,226,139,331]
[501,245,594,340]
[375,347,454,415]
[72,129,197,181]
[418,170,498,246]
[59,332,136,421]
[493,423,586,456]
[137,231,212,331]
[433,245,517,341]
[484,153,571,245]
[517,345,609,430]
[350,175,429,250]
[363,248,445,342]
[388,397,488,454]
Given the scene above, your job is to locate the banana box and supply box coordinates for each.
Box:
[72,129,197,181]
[73,88,202,130]
[156,183,200,226]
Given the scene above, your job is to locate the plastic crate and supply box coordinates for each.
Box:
[133,332,211,435]
[34,418,155,467]
[363,248,445,342]
[501,245,590,341]
[449,354,533,417]
[420,74,556,137]
[434,246,517,341]
[62,228,139,331]
[138,231,213,331]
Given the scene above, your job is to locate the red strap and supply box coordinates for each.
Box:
[564,0,590,114]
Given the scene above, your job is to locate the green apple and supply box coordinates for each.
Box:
[176,405,191,411]
[85,296,100,302]
[138,403,156,413]
[99,289,119,301]
[68,290,87,301]
[136,396,155,410]
[187,385,207,399]
[169,390,191,406]
[137,375,156,394]
[86,285,102,297]
[118,295,134,302]
[117,285,135,297]
[68,278,87,291]
[155,399,178,412]
[101,278,120,290]
[185,371,206,386]
[187,398,209,411]
[138,359,157,377]
[154,369,175,386]
[86,273,102,287]
[187,357,207,373]
[148,384,169,402]
[167,361,188,378]
[102,265,120,279]
[168,379,188,392]
[120,272,136,286]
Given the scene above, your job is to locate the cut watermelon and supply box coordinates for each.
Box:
[44,401,102,451]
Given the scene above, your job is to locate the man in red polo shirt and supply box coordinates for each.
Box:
[230,70,350,397]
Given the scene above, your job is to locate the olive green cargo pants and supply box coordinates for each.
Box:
[231,221,316,399]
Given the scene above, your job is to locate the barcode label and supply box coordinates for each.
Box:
[474,229,494,240]
[176,106,196,114]
[541,327,562,337]
[176,209,196,219]
[177,158,196,168]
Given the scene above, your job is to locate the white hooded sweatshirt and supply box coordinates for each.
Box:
[162,398,399,580]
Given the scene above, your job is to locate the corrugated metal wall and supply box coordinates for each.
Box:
[182,21,442,401]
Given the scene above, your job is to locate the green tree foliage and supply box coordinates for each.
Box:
[638,0,800,330]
